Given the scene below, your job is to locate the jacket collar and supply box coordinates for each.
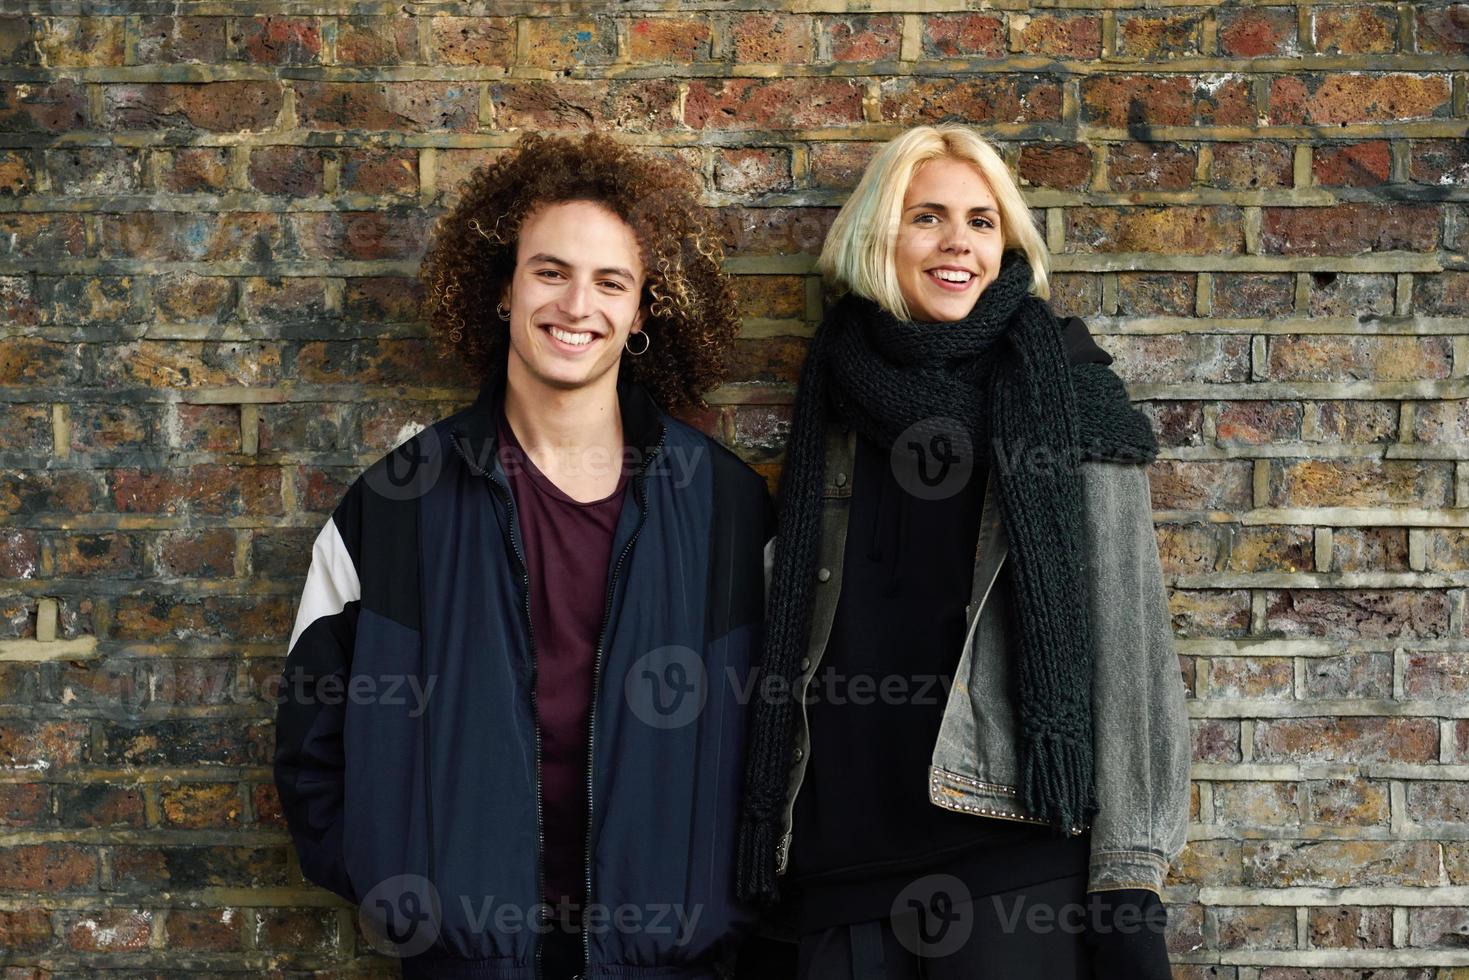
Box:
[450,368,667,476]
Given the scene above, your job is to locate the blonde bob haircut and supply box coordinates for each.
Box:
[816,124,1051,321]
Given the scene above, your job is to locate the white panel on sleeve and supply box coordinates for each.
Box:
[286,516,362,656]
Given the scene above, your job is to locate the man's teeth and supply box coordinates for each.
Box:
[932,269,973,283]
[549,325,594,346]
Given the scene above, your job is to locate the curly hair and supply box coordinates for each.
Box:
[420,132,741,409]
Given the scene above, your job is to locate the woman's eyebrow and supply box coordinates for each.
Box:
[526,253,636,279]
[902,203,999,215]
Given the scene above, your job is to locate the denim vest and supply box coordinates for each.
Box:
[770,425,1192,896]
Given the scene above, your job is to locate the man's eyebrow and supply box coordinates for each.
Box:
[903,203,999,214]
[526,253,637,280]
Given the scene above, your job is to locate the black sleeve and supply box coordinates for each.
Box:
[1063,316,1114,367]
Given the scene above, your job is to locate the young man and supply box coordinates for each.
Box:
[273,133,774,979]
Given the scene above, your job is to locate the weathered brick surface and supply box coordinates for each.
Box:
[0,4,1464,975]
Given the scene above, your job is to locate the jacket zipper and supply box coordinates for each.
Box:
[450,431,547,980]
[582,427,665,980]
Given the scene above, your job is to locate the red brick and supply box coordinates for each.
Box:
[1313,6,1398,54]
[809,142,880,190]
[1310,399,1399,443]
[45,147,141,195]
[339,147,420,196]
[1308,272,1396,317]
[160,782,242,828]
[921,14,1005,58]
[255,908,335,952]
[1107,143,1196,192]
[108,464,283,516]
[1205,657,1294,699]
[1304,652,1394,698]
[715,148,792,195]
[882,75,1062,125]
[1141,401,1203,447]
[1412,398,1469,444]
[241,277,328,323]
[35,16,124,66]
[0,844,98,891]
[1269,458,1451,508]
[1330,527,1410,572]
[1309,907,1393,949]
[344,277,425,322]
[1254,716,1439,763]
[1265,589,1451,641]
[1067,207,1246,255]
[1268,74,1451,125]
[491,80,679,133]
[1217,401,1304,445]
[685,79,864,131]
[247,145,322,196]
[166,908,241,951]
[1313,141,1391,187]
[103,82,282,132]
[159,528,238,577]
[1117,12,1203,60]
[1214,905,1296,949]
[521,17,617,70]
[1082,75,1253,128]
[1148,460,1254,510]
[1213,274,1295,317]
[1017,143,1092,190]
[1267,336,1451,381]
[229,16,320,65]
[0,80,86,133]
[1245,840,1443,887]
[290,210,433,262]
[0,908,53,953]
[335,16,418,65]
[158,146,230,192]
[1218,8,1299,57]
[54,783,145,828]
[1192,718,1243,762]
[1116,272,1196,315]
[819,15,901,62]
[715,207,838,257]
[1262,203,1440,255]
[729,13,812,63]
[0,150,28,195]
[295,81,476,132]
[1013,13,1101,58]
[0,783,47,826]
[428,17,512,66]
[0,338,81,385]
[1417,5,1469,53]
[1309,779,1390,826]
[136,16,226,63]
[1410,139,1469,185]
[627,17,712,62]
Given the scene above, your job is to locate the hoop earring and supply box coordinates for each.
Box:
[625,330,650,357]
[496,301,511,321]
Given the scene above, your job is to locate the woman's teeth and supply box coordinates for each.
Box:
[930,269,973,283]
[549,325,594,346]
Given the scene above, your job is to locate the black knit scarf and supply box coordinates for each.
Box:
[736,250,1161,904]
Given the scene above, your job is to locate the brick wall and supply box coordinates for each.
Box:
[0,3,1465,975]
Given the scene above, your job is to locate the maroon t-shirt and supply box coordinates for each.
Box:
[496,411,631,913]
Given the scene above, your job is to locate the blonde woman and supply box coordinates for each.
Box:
[735,125,1190,978]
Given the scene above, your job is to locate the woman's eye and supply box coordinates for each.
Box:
[915,214,938,225]
[971,218,994,230]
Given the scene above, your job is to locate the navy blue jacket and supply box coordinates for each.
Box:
[273,374,774,978]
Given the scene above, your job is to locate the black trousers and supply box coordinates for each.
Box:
[792,872,1171,980]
